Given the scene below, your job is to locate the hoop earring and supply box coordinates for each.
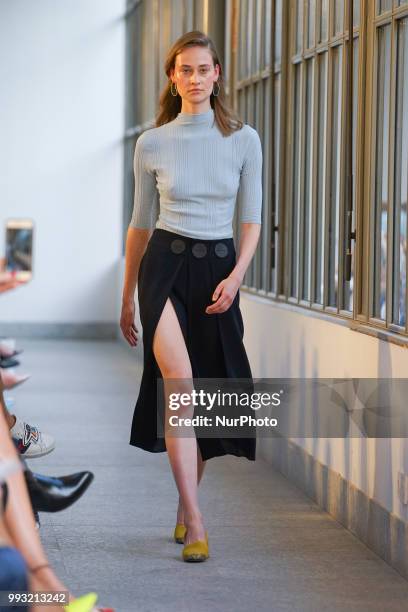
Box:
[170,82,178,97]
[212,81,220,97]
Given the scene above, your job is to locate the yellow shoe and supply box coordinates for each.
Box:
[182,531,209,562]
[64,592,98,612]
[174,523,187,543]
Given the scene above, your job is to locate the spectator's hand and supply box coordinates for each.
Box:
[0,275,23,293]
[0,258,27,293]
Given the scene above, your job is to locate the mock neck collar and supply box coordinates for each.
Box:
[174,107,215,127]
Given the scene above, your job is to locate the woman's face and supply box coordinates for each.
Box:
[170,46,219,106]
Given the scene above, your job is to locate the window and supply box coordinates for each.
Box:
[314,52,328,305]
[371,24,391,321]
[234,0,284,295]
[392,19,408,327]
[328,44,343,309]
[234,2,371,326]
[366,2,408,334]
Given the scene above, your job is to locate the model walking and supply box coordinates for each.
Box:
[120,30,262,562]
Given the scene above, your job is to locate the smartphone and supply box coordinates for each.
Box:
[5,219,34,281]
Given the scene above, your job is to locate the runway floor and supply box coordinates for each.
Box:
[12,339,408,612]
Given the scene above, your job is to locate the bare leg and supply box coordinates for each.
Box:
[153,298,206,545]
[0,381,15,429]
[0,373,70,605]
[177,445,206,524]
[0,375,106,610]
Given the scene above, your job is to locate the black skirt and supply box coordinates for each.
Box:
[129,228,256,461]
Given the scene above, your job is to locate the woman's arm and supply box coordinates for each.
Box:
[120,227,151,346]
[122,226,151,302]
[206,126,263,314]
[228,223,261,284]
[205,223,261,314]
[121,130,160,345]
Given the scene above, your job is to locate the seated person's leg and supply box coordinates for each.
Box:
[0,371,55,459]
[0,546,29,607]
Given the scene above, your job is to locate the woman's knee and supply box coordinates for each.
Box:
[153,298,193,379]
[156,353,192,380]
[163,365,193,380]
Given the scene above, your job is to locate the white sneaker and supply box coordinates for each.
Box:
[10,417,55,458]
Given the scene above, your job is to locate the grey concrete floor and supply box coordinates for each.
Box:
[8,339,408,612]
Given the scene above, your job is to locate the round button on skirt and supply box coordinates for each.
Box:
[129,228,256,462]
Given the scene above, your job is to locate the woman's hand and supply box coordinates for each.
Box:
[0,275,23,293]
[29,565,73,612]
[205,275,241,315]
[120,299,139,347]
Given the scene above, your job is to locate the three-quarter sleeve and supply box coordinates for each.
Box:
[129,131,159,229]
[236,127,263,224]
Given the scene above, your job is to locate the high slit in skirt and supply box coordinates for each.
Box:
[129,228,256,461]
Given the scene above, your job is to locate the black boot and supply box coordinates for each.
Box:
[24,470,94,513]
[0,356,20,368]
[33,508,41,529]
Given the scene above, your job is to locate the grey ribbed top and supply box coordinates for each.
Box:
[129,107,263,239]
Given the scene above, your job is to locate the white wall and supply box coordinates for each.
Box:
[0,0,126,323]
[241,292,408,522]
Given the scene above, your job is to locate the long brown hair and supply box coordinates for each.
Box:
[156,30,243,137]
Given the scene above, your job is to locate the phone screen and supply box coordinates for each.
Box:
[5,222,33,277]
